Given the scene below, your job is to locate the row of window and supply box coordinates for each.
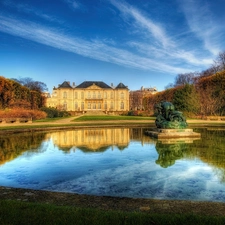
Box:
[60,92,125,99]
[63,101,125,110]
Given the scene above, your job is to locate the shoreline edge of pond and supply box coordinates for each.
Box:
[1,186,225,217]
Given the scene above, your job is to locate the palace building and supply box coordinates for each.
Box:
[46,81,129,113]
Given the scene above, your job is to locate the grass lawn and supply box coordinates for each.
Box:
[73,115,155,121]
[34,118,64,122]
[0,200,225,225]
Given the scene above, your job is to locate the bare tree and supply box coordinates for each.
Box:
[13,77,48,92]
[164,83,174,90]
[217,51,225,70]
[174,72,197,87]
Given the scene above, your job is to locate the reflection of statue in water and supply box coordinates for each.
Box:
[155,141,187,168]
[154,101,188,129]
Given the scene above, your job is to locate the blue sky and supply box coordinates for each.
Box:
[0,0,225,92]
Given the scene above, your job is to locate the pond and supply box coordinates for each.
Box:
[0,127,225,202]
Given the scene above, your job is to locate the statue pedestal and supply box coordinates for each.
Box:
[145,128,201,139]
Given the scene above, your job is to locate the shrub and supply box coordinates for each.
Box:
[0,108,47,120]
[40,107,71,118]
[127,111,139,116]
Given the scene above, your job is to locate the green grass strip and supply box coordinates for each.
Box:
[73,115,155,121]
[0,200,225,225]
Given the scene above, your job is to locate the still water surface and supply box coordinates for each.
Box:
[0,127,225,202]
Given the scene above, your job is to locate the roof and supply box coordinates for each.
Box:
[58,81,73,89]
[75,81,112,89]
[115,82,128,89]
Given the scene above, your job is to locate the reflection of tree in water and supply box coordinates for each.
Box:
[190,128,225,182]
[60,145,128,153]
[155,128,225,182]
[75,146,110,153]
[155,142,188,168]
[0,132,47,165]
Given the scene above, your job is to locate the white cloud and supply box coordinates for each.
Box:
[110,0,174,49]
[109,0,215,70]
[128,41,213,66]
[64,0,81,10]
[0,15,189,75]
[178,0,224,55]
[1,0,61,23]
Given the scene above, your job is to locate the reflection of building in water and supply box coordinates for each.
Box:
[131,128,157,145]
[47,128,130,151]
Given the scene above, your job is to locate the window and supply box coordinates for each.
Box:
[75,102,78,110]
[104,92,107,99]
[93,103,96,109]
[88,91,91,99]
[81,102,84,110]
[104,102,107,110]
[98,92,101,99]
[63,102,67,110]
[121,101,124,110]
[98,103,101,109]
[110,101,114,110]
[63,92,67,98]
[93,92,96,99]
[88,102,91,109]
[74,92,77,99]
[111,92,114,99]
[81,92,84,99]
[121,92,124,99]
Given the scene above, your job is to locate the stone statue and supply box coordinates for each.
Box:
[154,101,188,129]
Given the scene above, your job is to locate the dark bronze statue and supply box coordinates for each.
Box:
[154,101,187,129]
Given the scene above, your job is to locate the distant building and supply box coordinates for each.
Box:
[46,81,129,114]
[129,86,157,110]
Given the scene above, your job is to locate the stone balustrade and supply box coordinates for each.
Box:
[0,118,32,124]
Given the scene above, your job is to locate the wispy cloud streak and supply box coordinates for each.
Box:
[109,0,213,69]
[1,0,219,76]
[1,0,62,23]
[110,0,173,48]
[0,15,188,74]
[178,0,224,55]
[64,0,81,10]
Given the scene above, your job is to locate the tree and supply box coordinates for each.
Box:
[196,70,225,116]
[174,72,198,87]
[200,67,216,78]
[215,51,225,71]
[0,76,14,109]
[13,77,48,92]
[173,84,200,115]
[0,76,46,110]
[164,83,174,90]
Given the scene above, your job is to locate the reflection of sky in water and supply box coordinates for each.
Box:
[0,138,225,202]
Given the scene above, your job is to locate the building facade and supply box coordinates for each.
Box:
[129,86,157,110]
[46,81,129,113]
